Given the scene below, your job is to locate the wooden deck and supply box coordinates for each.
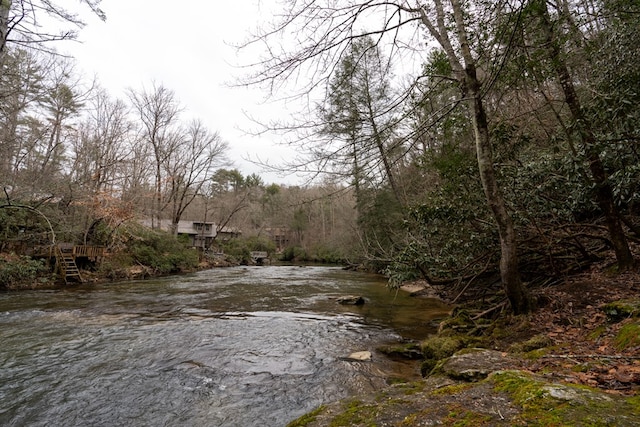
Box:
[32,244,105,260]
[30,244,106,284]
[250,251,269,265]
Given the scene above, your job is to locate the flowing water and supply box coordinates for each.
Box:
[0,265,450,426]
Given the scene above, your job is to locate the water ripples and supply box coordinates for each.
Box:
[0,266,449,426]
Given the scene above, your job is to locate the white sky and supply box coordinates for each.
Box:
[55,0,303,185]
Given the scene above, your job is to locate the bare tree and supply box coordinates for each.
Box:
[240,1,531,313]
[163,119,228,235]
[0,0,105,63]
[0,0,10,62]
[128,83,183,229]
[71,88,132,193]
[208,169,253,241]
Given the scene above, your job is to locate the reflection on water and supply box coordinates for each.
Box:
[0,266,449,426]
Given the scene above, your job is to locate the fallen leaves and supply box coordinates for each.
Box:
[507,269,640,395]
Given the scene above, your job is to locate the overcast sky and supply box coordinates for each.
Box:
[58,0,302,185]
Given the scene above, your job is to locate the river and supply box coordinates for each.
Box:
[0,265,450,426]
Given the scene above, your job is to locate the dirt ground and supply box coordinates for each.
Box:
[514,267,640,395]
[406,262,640,396]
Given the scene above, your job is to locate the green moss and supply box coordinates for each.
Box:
[509,334,554,353]
[443,405,493,426]
[491,370,638,426]
[286,405,327,427]
[397,408,437,426]
[383,397,412,407]
[587,325,608,340]
[614,322,640,351]
[521,347,552,360]
[487,316,531,340]
[420,336,466,360]
[430,383,473,396]
[328,399,377,427]
[420,359,437,377]
[428,358,450,377]
[493,371,558,408]
[628,395,640,414]
[395,380,428,396]
[377,342,422,359]
[419,335,471,378]
[398,413,418,426]
[437,310,476,335]
[603,300,640,322]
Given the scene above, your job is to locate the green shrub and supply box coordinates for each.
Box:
[128,228,199,274]
[280,246,308,262]
[308,244,346,264]
[0,256,51,289]
[221,235,276,264]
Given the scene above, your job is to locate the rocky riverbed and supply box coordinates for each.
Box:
[288,269,640,426]
[290,348,639,426]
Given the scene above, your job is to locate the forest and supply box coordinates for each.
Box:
[0,1,639,314]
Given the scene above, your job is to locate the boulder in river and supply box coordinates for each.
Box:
[344,351,372,361]
[337,295,365,305]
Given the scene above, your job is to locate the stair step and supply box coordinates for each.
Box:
[55,248,83,284]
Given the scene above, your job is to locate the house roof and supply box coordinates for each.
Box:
[139,219,217,237]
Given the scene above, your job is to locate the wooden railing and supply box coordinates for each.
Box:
[73,245,106,259]
[30,244,105,260]
[250,251,268,260]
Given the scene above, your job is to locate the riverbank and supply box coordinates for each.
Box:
[287,267,640,426]
[0,251,241,291]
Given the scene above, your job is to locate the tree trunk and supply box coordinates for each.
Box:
[0,0,11,63]
[467,72,530,314]
[451,0,530,313]
[536,0,634,270]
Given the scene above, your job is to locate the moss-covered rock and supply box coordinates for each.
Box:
[419,335,469,378]
[509,333,554,353]
[326,399,377,427]
[491,370,639,426]
[437,309,476,335]
[438,349,516,382]
[377,342,423,360]
[614,320,640,351]
[286,405,326,427]
[420,335,466,361]
[287,368,640,426]
[420,358,438,377]
[603,299,640,322]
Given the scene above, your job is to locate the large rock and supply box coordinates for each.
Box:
[344,351,372,361]
[337,295,365,305]
[440,348,516,382]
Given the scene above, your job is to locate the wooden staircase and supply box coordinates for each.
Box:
[55,245,83,284]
